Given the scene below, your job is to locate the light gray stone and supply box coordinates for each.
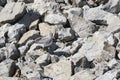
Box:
[0,2,26,24]
[95,69,120,80]
[102,0,120,13]
[18,30,40,46]
[69,15,96,37]
[44,60,72,80]
[0,59,17,77]
[35,54,51,66]
[70,70,96,80]
[58,28,75,41]
[44,13,67,25]
[32,0,60,15]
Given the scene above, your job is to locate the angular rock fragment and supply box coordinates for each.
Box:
[84,7,120,33]
[44,13,67,25]
[58,28,75,42]
[18,30,40,46]
[95,69,120,80]
[29,19,39,30]
[7,42,20,60]
[69,15,96,37]
[35,54,51,66]
[44,60,72,80]
[70,70,96,80]
[0,59,18,77]
[71,31,115,63]
[39,23,57,37]
[32,0,60,15]
[0,2,26,24]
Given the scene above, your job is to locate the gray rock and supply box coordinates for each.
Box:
[69,15,96,37]
[33,0,60,15]
[72,0,87,7]
[71,31,113,63]
[44,13,67,25]
[0,77,18,80]
[0,2,26,24]
[0,47,8,62]
[18,30,40,46]
[7,42,20,60]
[102,0,120,13]
[92,61,109,76]
[20,62,41,79]
[39,23,57,37]
[70,70,96,80]
[0,59,18,77]
[56,0,64,3]
[95,69,120,80]
[35,54,51,66]
[44,60,72,80]
[63,7,83,18]
[35,33,53,49]
[58,28,75,41]
[107,59,118,69]
[83,7,120,33]
[0,24,11,47]
[8,23,26,43]
[29,19,39,30]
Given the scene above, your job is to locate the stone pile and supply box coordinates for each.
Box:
[0,0,120,80]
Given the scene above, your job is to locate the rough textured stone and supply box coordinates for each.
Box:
[0,2,26,24]
[7,42,20,60]
[18,30,40,45]
[69,15,96,37]
[95,69,120,80]
[29,19,39,30]
[70,70,96,80]
[58,28,75,41]
[8,23,26,43]
[39,23,57,37]
[44,60,72,80]
[32,0,60,15]
[44,13,67,25]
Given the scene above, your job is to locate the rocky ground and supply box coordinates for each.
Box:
[0,0,120,80]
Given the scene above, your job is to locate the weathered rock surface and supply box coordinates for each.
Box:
[18,30,40,46]
[44,13,67,25]
[44,60,72,80]
[0,2,26,24]
[0,0,120,80]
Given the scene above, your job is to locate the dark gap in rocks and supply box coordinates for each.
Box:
[9,62,20,77]
[92,20,108,26]
[68,0,72,5]
[53,51,71,57]
[63,19,71,28]
[113,36,119,47]
[116,71,120,79]
[75,57,94,68]
[71,62,75,75]
[115,50,119,60]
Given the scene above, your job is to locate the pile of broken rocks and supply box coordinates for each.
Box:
[0,0,120,80]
